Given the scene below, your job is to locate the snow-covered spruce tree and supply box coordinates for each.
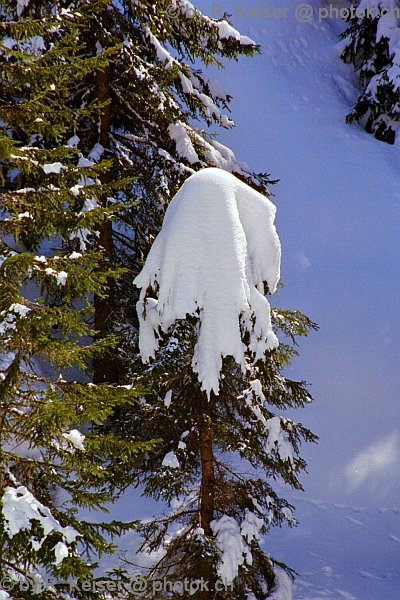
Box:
[3,0,276,384]
[32,0,274,383]
[0,1,317,596]
[113,169,318,600]
[0,3,154,598]
[340,0,400,143]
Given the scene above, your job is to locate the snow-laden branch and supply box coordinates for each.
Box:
[2,486,79,565]
[134,168,281,396]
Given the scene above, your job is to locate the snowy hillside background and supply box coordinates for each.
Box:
[108,2,400,599]
[186,1,400,598]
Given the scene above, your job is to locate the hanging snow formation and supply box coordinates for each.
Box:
[134,168,281,396]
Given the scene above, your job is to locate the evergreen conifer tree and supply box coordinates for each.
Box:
[341,0,400,144]
[1,1,318,598]
[3,0,273,384]
[110,169,318,600]
[44,0,275,386]
[0,2,154,597]
[70,2,317,597]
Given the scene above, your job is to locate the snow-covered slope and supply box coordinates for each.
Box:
[186,1,400,598]
[268,493,400,599]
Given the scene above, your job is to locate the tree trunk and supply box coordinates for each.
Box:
[200,415,215,535]
[199,401,217,598]
[92,56,119,384]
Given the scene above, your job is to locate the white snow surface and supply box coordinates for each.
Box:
[17,0,30,16]
[241,508,264,543]
[265,416,294,465]
[56,271,68,286]
[211,514,251,583]
[88,143,104,162]
[8,303,31,318]
[164,389,172,408]
[66,134,80,147]
[53,541,69,565]
[0,352,15,372]
[134,167,281,396]
[42,162,67,174]
[77,156,94,168]
[63,429,85,451]
[0,304,31,336]
[168,122,199,164]
[270,567,293,600]
[145,28,174,67]
[161,451,180,469]
[214,20,255,46]
[2,486,79,564]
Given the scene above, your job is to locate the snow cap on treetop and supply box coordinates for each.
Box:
[134,168,281,396]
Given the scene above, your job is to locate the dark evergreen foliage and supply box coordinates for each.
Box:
[1,1,318,598]
[341,2,400,144]
[0,1,154,597]
[108,305,318,599]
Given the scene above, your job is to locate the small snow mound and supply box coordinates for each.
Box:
[42,162,67,174]
[241,508,264,542]
[214,21,255,46]
[17,0,30,16]
[164,390,172,408]
[53,541,69,565]
[162,451,180,469]
[211,514,250,584]
[270,566,292,600]
[168,122,199,164]
[1,485,79,565]
[134,168,281,396]
[63,429,85,451]
[9,303,30,318]
[88,143,104,162]
[56,271,68,286]
[66,134,80,147]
